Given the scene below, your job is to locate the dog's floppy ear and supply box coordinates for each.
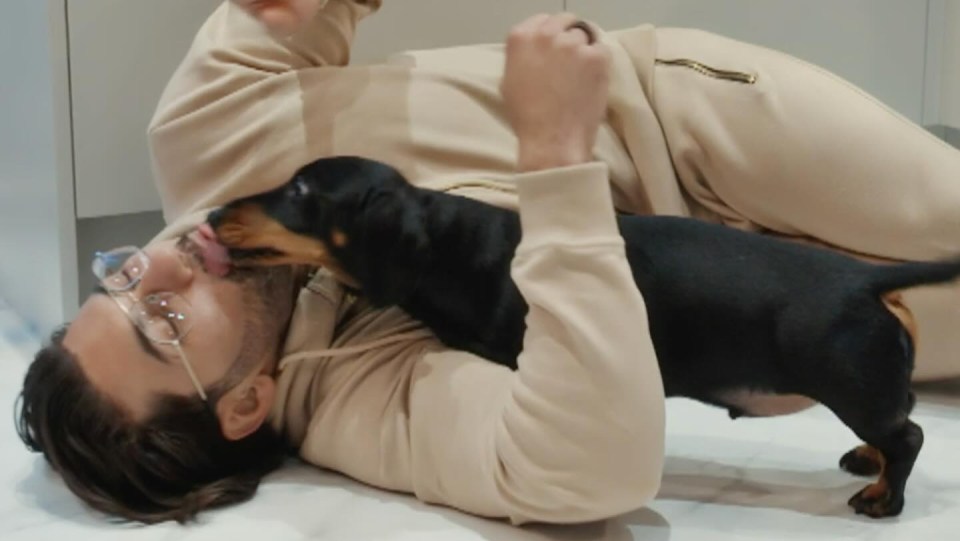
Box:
[352,188,430,306]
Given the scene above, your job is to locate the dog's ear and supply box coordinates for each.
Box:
[351,189,430,306]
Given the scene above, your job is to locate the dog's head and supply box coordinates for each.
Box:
[207,156,430,304]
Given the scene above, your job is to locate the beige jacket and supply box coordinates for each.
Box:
[148,1,667,524]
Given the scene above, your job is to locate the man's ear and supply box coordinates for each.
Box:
[215,374,276,442]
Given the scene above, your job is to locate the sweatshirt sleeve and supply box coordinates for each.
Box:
[178,1,378,74]
[152,0,381,122]
[146,0,381,222]
[404,162,666,524]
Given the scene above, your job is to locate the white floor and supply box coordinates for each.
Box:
[2,297,959,541]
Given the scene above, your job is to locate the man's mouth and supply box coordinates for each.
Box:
[183,224,232,278]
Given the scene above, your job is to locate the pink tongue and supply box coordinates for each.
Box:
[197,224,232,277]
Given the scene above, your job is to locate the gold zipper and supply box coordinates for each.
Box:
[655,58,757,84]
[439,180,516,195]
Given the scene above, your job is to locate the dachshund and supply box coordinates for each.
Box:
[208,155,960,518]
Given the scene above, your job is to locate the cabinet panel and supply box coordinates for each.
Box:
[941,1,960,127]
[569,0,928,121]
[69,0,222,218]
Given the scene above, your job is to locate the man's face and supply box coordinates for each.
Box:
[63,227,297,422]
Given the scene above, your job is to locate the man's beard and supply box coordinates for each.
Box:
[177,233,298,395]
[236,264,297,368]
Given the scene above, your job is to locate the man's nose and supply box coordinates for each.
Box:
[137,243,195,295]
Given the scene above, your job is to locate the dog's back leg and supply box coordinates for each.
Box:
[839,443,885,477]
[811,301,923,518]
[845,419,923,518]
[838,390,917,477]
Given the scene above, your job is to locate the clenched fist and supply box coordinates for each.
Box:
[500,13,611,172]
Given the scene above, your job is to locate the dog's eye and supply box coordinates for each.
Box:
[289,177,310,199]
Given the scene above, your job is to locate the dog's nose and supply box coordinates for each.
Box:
[206,207,226,230]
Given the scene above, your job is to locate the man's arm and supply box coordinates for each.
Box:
[300,13,666,524]
[298,166,665,524]
[417,18,665,521]
[299,163,665,525]
[147,0,380,226]
[151,0,379,125]
[411,162,665,524]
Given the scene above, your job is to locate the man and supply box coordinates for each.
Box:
[17,0,960,525]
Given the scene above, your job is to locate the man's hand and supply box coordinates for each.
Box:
[501,13,611,172]
[231,0,325,35]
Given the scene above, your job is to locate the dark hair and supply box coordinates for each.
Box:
[15,327,289,524]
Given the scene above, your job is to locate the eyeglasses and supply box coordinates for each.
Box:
[92,246,208,402]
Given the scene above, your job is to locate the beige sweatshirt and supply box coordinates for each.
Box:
[148,1,667,524]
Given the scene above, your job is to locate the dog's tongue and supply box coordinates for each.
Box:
[196,223,232,278]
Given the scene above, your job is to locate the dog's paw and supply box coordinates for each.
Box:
[848,482,904,518]
[839,446,883,477]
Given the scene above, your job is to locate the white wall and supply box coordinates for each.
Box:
[941,0,960,129]
[0,0,77,336]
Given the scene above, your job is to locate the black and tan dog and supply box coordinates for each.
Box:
[208,156,960,518]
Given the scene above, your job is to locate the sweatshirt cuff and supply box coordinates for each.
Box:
[514,162,620,250]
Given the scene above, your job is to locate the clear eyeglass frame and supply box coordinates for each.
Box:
[92,246,208,401]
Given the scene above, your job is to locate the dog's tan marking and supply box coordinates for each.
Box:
[213,204,360,287]
[715,390,816,417]
[882,292,919,353]
[331,229,349,248]
[767,233,921,354]
[853,444,886,471]
[861,476,890,501]
[854,446,891,510]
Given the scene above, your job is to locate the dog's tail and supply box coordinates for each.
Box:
[868,256,960,294]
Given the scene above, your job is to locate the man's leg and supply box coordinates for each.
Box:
[650,27,960,380]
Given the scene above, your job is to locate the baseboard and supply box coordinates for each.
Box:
[75,211,166,307]
[925,124,960,148]
[944,126,960,148]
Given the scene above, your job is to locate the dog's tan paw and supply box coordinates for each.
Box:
[840,445,884,477]
[848,481,903,518]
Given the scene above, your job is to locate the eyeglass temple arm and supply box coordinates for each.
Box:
[172,341,209,402]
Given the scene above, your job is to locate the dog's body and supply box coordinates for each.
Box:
[210,156,960,518]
